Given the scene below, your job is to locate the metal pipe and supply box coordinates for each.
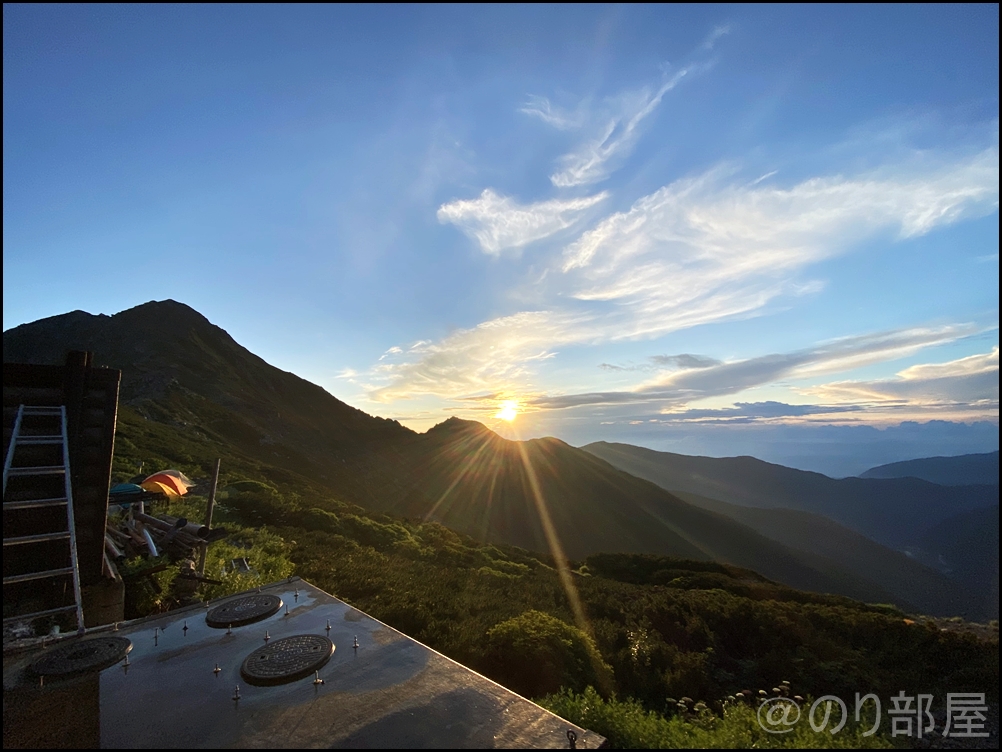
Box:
[138,523,159,558]
[198,459,221,576]
[106,526,132,545]
[133,512,202,546]
[103,551,123,583]
[2,406,25,495]
[105,534,125,561]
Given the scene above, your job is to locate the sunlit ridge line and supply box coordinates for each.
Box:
[512,435,591,639]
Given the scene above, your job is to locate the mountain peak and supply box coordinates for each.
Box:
[427,416,495,437]
[114,299,214,329]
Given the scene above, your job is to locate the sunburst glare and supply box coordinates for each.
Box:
[495,399,519,422]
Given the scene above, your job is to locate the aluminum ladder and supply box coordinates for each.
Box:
[2,405,85,634]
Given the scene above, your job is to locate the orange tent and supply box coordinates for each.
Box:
[140,479,180,497]
[155,469,193,486]
[142,472,189,496]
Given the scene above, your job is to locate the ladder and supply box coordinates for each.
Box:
[2,405,85,634]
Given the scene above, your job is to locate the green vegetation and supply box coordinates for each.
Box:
[95,394,1002,751]
[540,687,893,749]
[160,495,295,600]
[483,610,613,698]
[103,402,997,748]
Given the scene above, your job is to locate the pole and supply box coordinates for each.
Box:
[196,458,221,576]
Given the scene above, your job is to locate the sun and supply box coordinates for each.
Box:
[495,399,519,422]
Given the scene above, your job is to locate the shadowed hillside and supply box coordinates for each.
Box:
[582,441,999,548]
[671,490,978,619]
[860,450,999,486]
[2,300,418,507]
[917,504,1000,619]
[365,417,977,613]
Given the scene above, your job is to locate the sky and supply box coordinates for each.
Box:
[3,5,999,476]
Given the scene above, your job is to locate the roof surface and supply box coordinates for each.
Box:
[3,577,605,749]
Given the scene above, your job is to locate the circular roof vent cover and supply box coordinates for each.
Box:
[240,634,334,686]
[31,636,133,676]
[206,594,282,628]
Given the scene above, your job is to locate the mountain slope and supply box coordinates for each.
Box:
[582,441,999,548]
[860,451,999,486]
[3,300,984,616]
[916,505,999,619]
[671,490,979,618]
[2,300,418,507]
[368,418,911,606]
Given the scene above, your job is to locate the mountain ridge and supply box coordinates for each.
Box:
[582,441,999,548]
[4,299,991,617]
[860,451,999,486]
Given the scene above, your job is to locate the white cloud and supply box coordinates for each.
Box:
[378,142,998,413]
[808,346,999,407]
[378,346,403,361]
[748,169,778,186]
[701,25,731,51]
[367,309,589,403]
[437,189,607,255]
[548,67,692,188]
[519,95,587,130]
[529,324,981,409]
[562,147,999,339]
[897,347,998,380]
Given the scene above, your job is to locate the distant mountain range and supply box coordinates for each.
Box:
[582,442,998,548]
[860,451,998,486]
[583,442,999,619]
[4,300,996,619]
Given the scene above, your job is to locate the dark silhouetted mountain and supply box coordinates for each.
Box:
[4,300,990,617]
[582,442,999,549]
[671,490,982,619]
[860,451,999,486]
[2,300,417,507]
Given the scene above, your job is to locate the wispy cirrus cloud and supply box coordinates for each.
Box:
[519,95,588,131]
[562,146,999,338]
[659,401,860,423]
[436,189,607,255]
[366,309,587,403]
[806,346,999,407]
[701,25,731,51]
[546,67,693,188]
[600,353,721,372]
[377,140,998,414]
[529,324,984,410]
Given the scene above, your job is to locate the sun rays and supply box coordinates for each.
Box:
[419,415,594,647]
[494,399,519,422]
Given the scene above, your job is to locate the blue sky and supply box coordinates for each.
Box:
[4,5,999,474]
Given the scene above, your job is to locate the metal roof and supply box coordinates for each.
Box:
[4,577,605,749]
